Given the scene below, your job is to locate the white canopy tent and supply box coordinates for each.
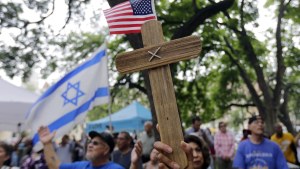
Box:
[0,78,39,132]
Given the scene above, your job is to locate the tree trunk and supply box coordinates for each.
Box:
[278,84,296,135]
[262,105,277,137]
[278,107,297,136]
[279,111,296,135]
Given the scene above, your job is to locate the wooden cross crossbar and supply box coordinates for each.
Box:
[116,36,201,74]
[116,20,202,168]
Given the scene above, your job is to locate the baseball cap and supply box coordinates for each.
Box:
[248,115,264,125]
[89,131,115,153]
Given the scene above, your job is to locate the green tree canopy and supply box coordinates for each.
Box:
[1,0,299,134]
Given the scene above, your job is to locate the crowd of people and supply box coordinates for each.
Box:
[1,115,300,169]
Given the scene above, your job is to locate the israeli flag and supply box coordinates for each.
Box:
[26,44,109,149]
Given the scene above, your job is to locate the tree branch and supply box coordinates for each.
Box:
[3,0,56,29]
[57,0,75,34]
[112,74,147,96]
[172,0,235,39]
[208,0,231,18]
[216,21,242,35]
[280,83,292,114]
[35,0,56,24]
[223,37,266,115]
[238,0,273,103]
[284,0,292,8]
[274,0,287,107]
[278,83,296,135]
[224,103,256,109]
[128,81,147,94]
[193,0,199,12]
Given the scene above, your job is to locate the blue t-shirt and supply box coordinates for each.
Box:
[59,161,125,169]
[233,138,288,169]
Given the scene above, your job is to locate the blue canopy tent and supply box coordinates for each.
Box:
[86,101,152,133]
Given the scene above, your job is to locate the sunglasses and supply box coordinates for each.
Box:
[88,140,100,146]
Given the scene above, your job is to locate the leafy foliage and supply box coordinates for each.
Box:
[0,0,299,132]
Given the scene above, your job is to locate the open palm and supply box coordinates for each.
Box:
[131,140,142,163]
[38,126,55,144]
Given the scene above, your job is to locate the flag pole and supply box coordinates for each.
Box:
[108,97,113,133]
[105,40,113,134]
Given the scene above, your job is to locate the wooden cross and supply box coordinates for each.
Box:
[116,20,202,168]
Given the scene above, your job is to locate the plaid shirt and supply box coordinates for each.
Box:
[214,131,235,158]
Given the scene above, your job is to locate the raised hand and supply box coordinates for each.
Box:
[131,140,142,163]
[38,126,56,144]
[130,140,143,169]
[154,124,194,169]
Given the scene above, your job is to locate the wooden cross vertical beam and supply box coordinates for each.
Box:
[141,21,188,168]
[116,20,202,168]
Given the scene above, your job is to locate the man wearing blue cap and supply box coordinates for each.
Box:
[233,115,288,169]
[38,126,125,169]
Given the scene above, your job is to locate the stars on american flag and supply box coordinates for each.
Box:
[131,0,153,15]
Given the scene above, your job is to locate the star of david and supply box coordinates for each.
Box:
[61,81,85,106]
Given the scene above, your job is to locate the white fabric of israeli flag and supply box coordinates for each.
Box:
[26,44,109,150]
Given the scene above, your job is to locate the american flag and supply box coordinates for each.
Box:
[104,0,157,34]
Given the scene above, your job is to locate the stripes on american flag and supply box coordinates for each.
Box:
[104,0,156,34]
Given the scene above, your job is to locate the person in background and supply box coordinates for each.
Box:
[104,125,114,134]
[19,138,33,163]
[0,141,19,169]
[131,130,137,143]
[20,138,48,169]
[204,128,215,154]
[185,116,213,151]
[112,131,142,169]
[139,121,155,163]
[233,115,288,169]
[11,133,26,167]
[214,121,235,169]
[152,135,211,169]
[184,135,211,169]
[112,132,119,151]
[72,139,84,162]
[38,126,124,169]
[143,149,159,169]
[295,131,300,163]
[240,129,250,142]
[204,128,215,169]
[271,123,299,165]
[21,150,48,169]
[54,135,74,164]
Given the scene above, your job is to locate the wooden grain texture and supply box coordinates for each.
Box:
[141,20,188,168]
[116,35,201,74]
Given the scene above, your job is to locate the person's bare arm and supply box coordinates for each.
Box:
[38,126,61,169]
